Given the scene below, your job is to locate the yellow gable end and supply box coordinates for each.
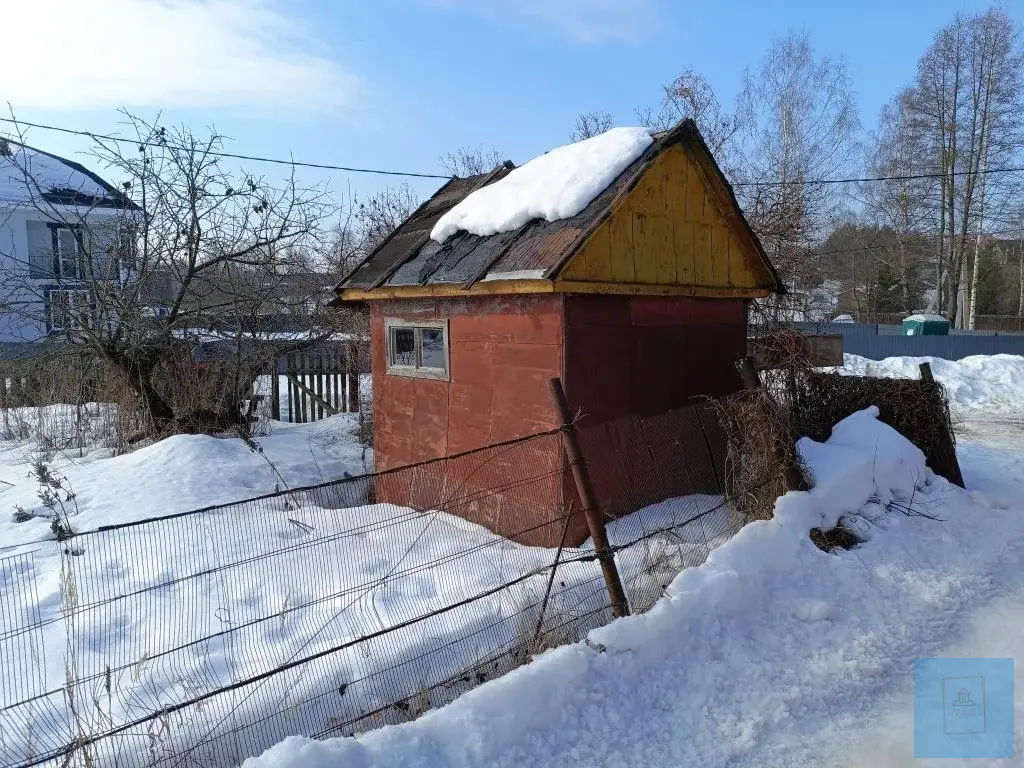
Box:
[558,143,774,295]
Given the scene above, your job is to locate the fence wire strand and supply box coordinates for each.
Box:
[2,399,753,768]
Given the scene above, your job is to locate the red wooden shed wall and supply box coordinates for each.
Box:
[563,295,747,423]
[370,293,747,547]
[370,295,568,545]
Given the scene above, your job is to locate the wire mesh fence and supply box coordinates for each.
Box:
[1,399,743,768]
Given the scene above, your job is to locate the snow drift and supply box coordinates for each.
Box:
[841,353,1024,412]
[245,409,998,768]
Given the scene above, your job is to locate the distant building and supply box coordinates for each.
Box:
[0,139,134,345]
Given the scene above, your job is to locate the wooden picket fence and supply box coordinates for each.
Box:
[271,347,361,423]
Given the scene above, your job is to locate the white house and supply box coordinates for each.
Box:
[0,139,133,346]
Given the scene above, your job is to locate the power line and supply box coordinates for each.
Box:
[9,115,1024,188]
[0,116,453,181]
[800,226,1024,260]
[732,164,1024,187]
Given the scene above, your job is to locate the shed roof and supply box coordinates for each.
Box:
[336,120,782,301]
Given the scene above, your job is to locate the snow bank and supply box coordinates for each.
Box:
[840,353,1024,411]
[245,414,965,768]
[430,127,653,243]
[796,405,927,519]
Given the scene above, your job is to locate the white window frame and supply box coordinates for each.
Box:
[385,318,449,380]
[45,288,93,333]
[49,224,85,280]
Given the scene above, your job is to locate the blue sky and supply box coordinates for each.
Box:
[3,0,1018,203]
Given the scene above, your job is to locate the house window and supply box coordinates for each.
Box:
[385,319,449,379]
[50,225,84,279]
[46,289,93,333]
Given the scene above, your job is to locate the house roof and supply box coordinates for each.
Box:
[0,139,133,208]
[336,119,783,301]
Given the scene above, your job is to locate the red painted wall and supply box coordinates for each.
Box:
[370,295,568,545]
[563,295,747,424]
[371,294,564,468]
[370,293,747,546]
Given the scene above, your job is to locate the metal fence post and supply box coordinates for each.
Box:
[547,377,630,618]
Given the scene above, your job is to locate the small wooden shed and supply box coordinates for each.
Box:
[333,119,783,546]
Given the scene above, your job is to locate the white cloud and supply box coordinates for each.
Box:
[2,0,359,111]
[431,0,662,43]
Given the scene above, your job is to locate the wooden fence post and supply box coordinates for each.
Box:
[270,360,280,421]
[548,377,630,618]
[347,342,360,414]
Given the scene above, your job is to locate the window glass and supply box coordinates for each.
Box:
[55,227,81,279]
[391,327,416,365]
[420,328,446,370]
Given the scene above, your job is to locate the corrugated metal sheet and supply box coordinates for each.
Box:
[786,321,1024,360]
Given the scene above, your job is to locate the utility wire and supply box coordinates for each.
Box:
[0,117,453,181]
[8,115,1024,187]
[731,164,1024,187]
[795,226,1024,261]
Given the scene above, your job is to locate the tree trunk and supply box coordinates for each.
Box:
[107,353,176,432]
[969,122,990,329]
[1018,240,1024,316]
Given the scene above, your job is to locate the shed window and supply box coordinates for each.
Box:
[386,320,449,379]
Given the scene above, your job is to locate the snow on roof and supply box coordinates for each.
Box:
[904,313,948,323]
[430,127,654,244]
[0,141,118,206]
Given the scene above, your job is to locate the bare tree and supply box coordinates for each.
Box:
[570,111,615,141]
[860,90,936,312]
[732,32,860,313]
[0,112,335,436]
[355,184,419,255]
[965,9,1023,328]
[439,146,506,178]
[904,9,1024,325]
[637,67,740,159]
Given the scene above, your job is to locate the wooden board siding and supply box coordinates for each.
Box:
[559,144,772,291]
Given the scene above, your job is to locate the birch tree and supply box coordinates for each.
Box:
[906,9,1023,325]
[732,33,859,313]
[861,90,936,312]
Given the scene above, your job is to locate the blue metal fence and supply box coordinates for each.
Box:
[783,322,1024,361]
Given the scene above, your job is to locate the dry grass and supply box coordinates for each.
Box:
[714,327,960,520]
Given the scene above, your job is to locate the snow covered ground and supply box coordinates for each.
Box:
[0,407,736,766]
[245,354,1024,768]
[6,353,1024,767]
